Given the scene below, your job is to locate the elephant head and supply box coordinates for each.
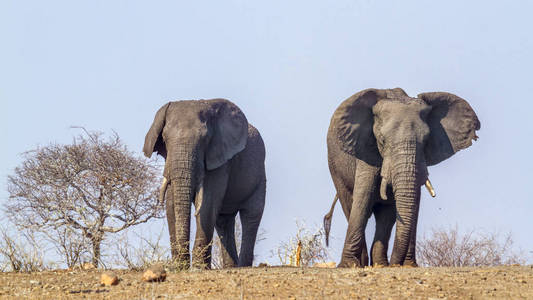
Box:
[332,88,480,264]
[143,99,248,265]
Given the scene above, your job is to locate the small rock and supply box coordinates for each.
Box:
[100,272,119,286]
[29,280,41,285]
[142,265,167,282]
[313,262,336,268]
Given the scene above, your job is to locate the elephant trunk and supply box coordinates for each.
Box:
[167,141,200,268]
[389,141,422,265]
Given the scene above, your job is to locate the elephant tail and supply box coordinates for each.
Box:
[323,193,339,247]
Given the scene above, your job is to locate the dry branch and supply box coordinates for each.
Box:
[5,129,164,267]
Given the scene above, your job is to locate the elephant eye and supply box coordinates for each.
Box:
[419,106,431,120]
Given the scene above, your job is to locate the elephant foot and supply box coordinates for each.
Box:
[168,257,191,271]
[372,261,389,268]
[222,263,237,268]
[191,262,211,271]
[337,259,362,268]
[403,260,418,268]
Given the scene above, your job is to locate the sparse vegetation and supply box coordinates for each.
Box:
[113,228,170,271]
[0,227,50,272]
[417,226,526,267]
[4,128,164,267]
[272,220,329,267]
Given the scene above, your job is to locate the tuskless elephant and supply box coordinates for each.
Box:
[324,88,480,267]
[143,99,266,269]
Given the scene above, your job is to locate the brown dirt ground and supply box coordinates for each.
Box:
[0,265,532,299]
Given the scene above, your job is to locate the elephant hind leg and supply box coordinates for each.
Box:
[371,203,395,266]
[330,171,353,220]
[238,180,266,267]
[215,213,239,268]
[331,172,372,266]
[361,236,369,266]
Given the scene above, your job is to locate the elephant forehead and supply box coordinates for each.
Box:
[169,100,210,114]
[165,101,209,123]
[374,98,429,114]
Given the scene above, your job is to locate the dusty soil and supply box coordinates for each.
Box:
[0,265,532,299]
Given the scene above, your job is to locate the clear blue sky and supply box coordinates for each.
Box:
[1,0,532,263]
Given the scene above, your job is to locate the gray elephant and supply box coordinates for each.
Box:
[324,88,480,267]
[143,99,266,269]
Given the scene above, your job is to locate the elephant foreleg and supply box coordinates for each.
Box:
[192,166,229,269]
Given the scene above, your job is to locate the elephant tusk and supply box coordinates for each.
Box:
[159,176,169,204]
[425,178,436,197]
[380,177,388,200]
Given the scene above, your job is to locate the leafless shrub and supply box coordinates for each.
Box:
[0,227,50,272]
[272,220,329,267]
[113,228,170,271]
[5,128,164,267]
[210,234,225,269]
[44,227,90,269]
[417,226,526,267]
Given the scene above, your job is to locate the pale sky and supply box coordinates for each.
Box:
[1,0,532,263]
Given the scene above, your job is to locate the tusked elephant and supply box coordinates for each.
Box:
[324,88,480,267]
[143,99,266,269]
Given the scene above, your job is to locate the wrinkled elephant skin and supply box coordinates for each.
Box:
[144,99,266,269]
[325,88,480,267]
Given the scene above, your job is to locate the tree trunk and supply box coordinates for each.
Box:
[91,233,103,267]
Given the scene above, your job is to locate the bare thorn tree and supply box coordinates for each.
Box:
[417,226,526,267]
[5,129,164,267]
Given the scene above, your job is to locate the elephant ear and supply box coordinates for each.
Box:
[143,102,171,158]
[206,99,249,170]
[332,89,382,165]
[418,92,480,166]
